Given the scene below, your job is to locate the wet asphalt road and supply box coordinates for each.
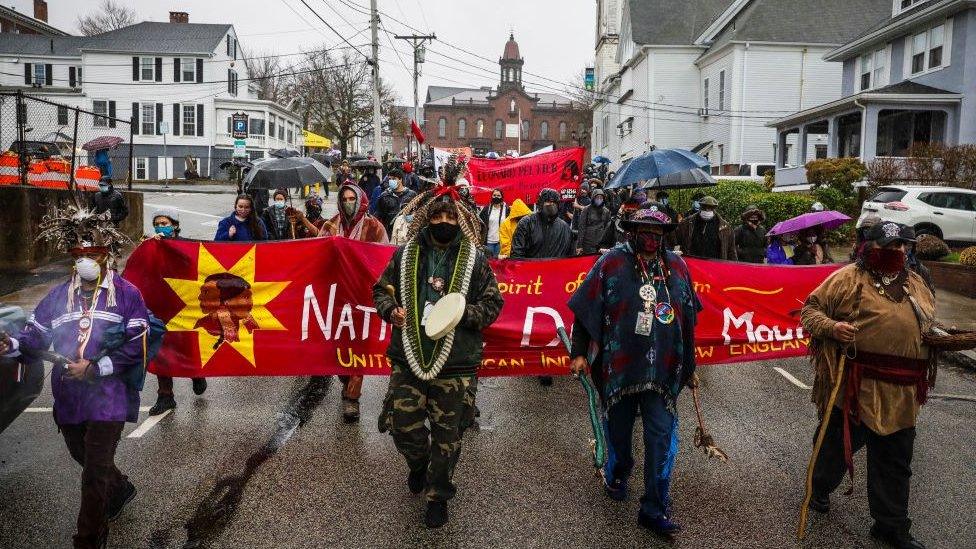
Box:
[2,187,975,548]
[2,358,975,549]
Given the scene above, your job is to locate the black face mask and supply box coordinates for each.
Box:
[491,196,502,204]
[429,222,459,243]
[307,207,322,219]
[542,204,559,218]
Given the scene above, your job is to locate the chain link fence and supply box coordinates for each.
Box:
[0,91,133,190]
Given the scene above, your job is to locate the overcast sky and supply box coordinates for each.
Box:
[15,0,595,105]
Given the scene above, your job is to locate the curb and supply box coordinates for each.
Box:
[131,186,238,195]
[942,350,976,372]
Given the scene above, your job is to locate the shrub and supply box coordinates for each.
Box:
[960,246,976,267]
[668,180,813,227]
[914,234,950,260]
[805,158,868,196]
[867,156,904,187]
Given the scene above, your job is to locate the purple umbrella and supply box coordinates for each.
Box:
[767,210,851,237]
[81,136,124,152]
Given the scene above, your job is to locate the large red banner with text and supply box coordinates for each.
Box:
[122,238,840,378]
[465,147,586,206]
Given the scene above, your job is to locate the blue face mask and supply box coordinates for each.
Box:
[154,225,175,237]
[98,184,111,193]
[388,179,399,190]
[273,199,286,209]
[692,201,701,211]
[660,197,669,205]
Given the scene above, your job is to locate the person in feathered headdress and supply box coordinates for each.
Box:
[372,154,504,529]
[0,200,149,548]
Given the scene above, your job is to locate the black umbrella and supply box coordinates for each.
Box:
[268,148,301,158]
[351,159,381,169]
[638,167,717,190]
[311,152,332,166]
[242,157,332,189]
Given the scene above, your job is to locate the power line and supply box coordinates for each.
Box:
[296,0,371,62]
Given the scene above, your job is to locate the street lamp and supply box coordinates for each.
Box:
[571,129,590,147]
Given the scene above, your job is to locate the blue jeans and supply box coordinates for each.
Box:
[485,242,500,258]
[604,390,678,518]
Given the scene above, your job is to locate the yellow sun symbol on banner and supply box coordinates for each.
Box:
[165,245,289,368]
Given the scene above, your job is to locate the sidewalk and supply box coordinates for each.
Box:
[130,182,239,195]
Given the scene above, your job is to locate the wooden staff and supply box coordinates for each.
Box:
[797,282,863,540]
[689,373,729,462]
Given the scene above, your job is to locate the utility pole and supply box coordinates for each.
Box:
[395,33,436,158]
[369,0,383,169]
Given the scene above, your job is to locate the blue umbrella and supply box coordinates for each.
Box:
[592,155,611,164]
[606,148,710,189]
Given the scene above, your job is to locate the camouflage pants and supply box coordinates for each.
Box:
[379,363,478,502]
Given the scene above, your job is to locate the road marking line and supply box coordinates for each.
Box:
[929,393,976,403]
[126,409,172,438]
[144,203,222,219]
[773,367,812,390]
[26,406,151,413]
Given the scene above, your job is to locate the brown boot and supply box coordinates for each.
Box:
[342,398,360,423]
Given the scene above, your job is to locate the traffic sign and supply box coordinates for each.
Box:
[232,112,249,139]
[233,139,246,158]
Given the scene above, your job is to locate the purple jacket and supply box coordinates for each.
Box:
[15,273,149,424]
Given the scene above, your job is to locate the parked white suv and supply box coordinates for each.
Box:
[857,185,976,243]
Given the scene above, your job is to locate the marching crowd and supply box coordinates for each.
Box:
[0,153,949,549]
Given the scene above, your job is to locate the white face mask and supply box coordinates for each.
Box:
[75,257,101,282]
[806,236,818,243]
[699,210,715,221]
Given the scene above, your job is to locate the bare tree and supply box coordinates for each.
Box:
[247,50,287,103]
[287,49,398,157]
[76,0,137,36]
[563,68,595,143]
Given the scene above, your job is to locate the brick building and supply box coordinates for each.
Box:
[422,34,590,158]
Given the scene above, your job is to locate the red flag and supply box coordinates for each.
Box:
[122,238,840,378]
[410,119,425,144]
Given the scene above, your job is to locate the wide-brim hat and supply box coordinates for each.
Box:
[741,205,765,222]
[699,196,719,207]
[622,201,677,233]
[866,221,916,246]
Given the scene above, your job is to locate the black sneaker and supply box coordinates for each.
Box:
[638,512,681,538]
[107,481,136,522]
[408,466,427,495]
[809,493,829,513]
[538,376,553,387]
[870,524,925,549]
[148,395,176,416]
[424,501,448,528]
[192,378,208,395]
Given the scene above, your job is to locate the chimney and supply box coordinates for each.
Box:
[169,11,189,23]
[33,0,48,22]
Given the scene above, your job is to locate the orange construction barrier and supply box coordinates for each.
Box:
[74,165,101,191]
[0,152,19,186]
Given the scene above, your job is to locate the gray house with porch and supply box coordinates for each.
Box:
[770,0,975,187]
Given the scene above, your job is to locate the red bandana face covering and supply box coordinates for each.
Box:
[633,233,662,255]
[864,247,906,274]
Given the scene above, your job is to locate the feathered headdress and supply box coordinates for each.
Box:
[398,153,482,243]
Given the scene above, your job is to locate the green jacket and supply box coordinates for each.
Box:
[373,228,504,377]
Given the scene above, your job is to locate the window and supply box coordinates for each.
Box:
[476,119,484,138]
[898,0,932,13]
[860,53,873,91]
[93,100,108,127]
[278,122,284,140]
[928,24,944,68]
[134,158,149,180]
[287,123,294,144]
[510,99,516,112]
[182,105,196,136]
[521,119,530,139]
[869,188,908,203]
[540,121,549,139]
[458,118,466,138]
[140,56,154,81]
[141,103,155,135]
[617,117,633,137]
[269,115,276,137]
[860,47,887,90]
[601,114,610,147]
[227,69,239,95]
[33,63,45,86]
[438,117,446,138]
[559,121,567,141]
[910,23,948,75]
[250,118,265,136]
[919,192,975,211]
[718,70,725,110]
[181,57,196,82]
[703,78,710,112]
[495,119,503,139]
[57,105,68,125]
[876,109,946,156]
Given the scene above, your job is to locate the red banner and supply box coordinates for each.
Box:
[465,147,585,206]
[122,238,840,378]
